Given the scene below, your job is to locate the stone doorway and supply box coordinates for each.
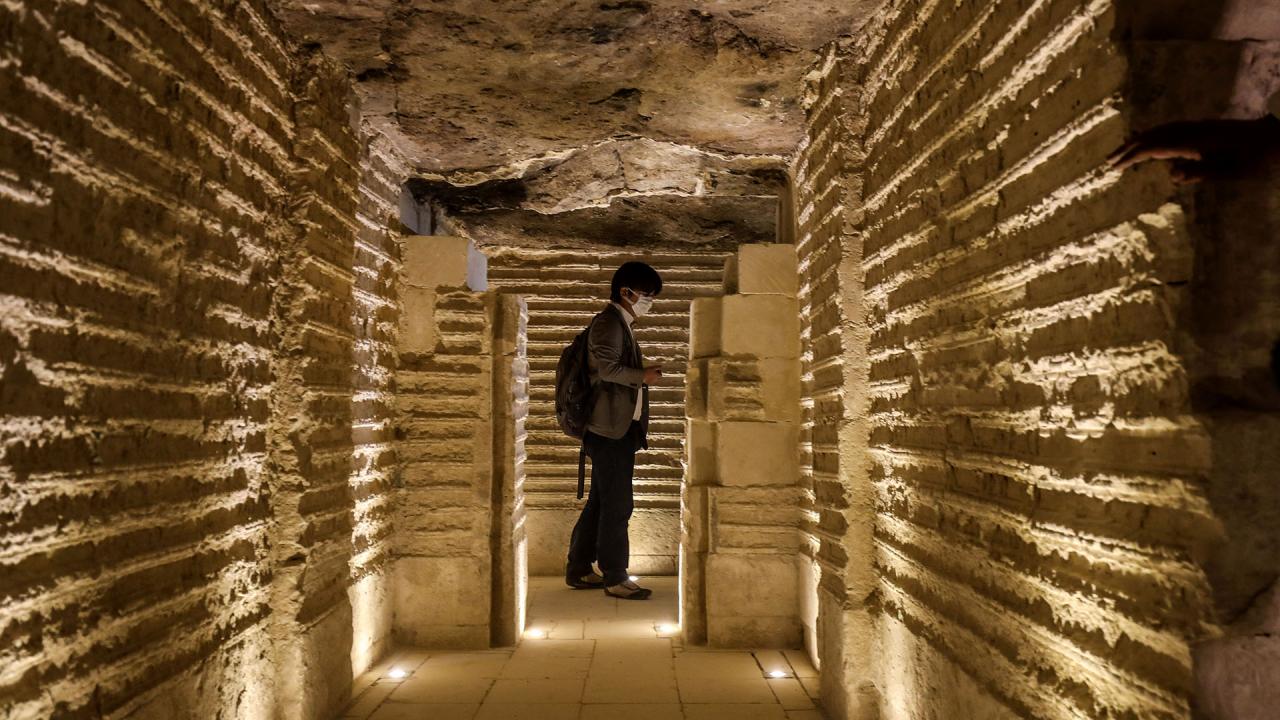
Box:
[391,237,814,660]
[483,247,731,583]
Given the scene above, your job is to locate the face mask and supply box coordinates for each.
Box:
[628,290,654,318]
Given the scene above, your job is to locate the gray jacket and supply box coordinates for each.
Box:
[586,303,650,446]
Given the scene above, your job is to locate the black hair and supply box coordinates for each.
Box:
[610,261,663,303]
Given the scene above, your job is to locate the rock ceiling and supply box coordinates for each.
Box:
[268,0,880,248]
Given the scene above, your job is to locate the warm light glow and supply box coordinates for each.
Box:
[524,628,546,639]
[659,624,679,634]
[768,669,789,678]
[349,572,390,678]
[387,667,408,680]
[629,575,639,582]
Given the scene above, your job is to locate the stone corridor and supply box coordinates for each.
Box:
[3,1,1279,720]
[339,578,822,720]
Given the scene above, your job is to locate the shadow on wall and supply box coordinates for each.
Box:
[1121,0,1280,716]
[1187,139,1280,720]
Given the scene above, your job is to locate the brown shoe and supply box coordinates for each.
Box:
[605,580,652,600]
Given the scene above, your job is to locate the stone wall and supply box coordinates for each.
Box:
[790,47,878,720]
[349,127,410,682]
[788,0,1270,718]
[683,244,804,648]
[491,295,530,647]
[392,236,529,649]
[484,247,729,576]
[0,2,406,718]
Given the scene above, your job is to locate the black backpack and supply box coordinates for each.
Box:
[555,316,598,499]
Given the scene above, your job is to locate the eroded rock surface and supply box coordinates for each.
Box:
[266,1,877,247]
[270,0,877,172]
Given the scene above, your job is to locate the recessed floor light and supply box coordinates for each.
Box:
[524,628,546,639]
[659,624,680,633]
[768,669,789,678]
[387,667,408,680]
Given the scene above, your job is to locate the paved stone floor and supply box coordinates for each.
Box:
[340,577,825,719]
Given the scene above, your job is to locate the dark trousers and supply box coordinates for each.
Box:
[567,422,640,586]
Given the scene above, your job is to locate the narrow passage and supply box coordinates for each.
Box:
[342,578,822,720]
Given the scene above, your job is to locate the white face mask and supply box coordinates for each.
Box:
[627,290,654,318]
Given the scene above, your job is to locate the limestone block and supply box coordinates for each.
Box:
[680,549,708,645]
[399,287,437,354]
[523,507,677,575]
[736,243,798,296]
[523,509,578,575]
[707,487,800,551]
[686,420,717,486]
[705,553,800,647]
[690,297,722,359]
[723,254,739,294]
[710,522,801,553]
[403,235,488,291]
[703,553,799,617]
[683,485,710,553]
[629,509,680,575]
[349,571,392,677]
[708,614,803,649]
[685,359,709,419]
[294,601,356,719]
[393,556,490,648]
[797,556,820,656]
[715,421,798,486]
[720,295,800,358]
[494,294,527,358]
[706,357,801,422]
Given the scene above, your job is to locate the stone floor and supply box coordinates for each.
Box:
[340,576,825,719]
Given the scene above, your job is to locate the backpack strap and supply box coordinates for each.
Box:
[577,312,603,501]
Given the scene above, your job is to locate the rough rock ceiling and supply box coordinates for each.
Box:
[436,195,778,251]
[407,137,785,251]
[269,0,879,247]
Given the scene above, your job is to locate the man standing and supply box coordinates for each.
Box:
[565,261,664,599]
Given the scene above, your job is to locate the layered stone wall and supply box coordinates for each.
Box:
[790,48,878,720]
[683,244,804,648]
[484,247,729,576]
[392,236,529,648]
[789,1,1262,718]
[349,129,410,681]
[0,2,406,718]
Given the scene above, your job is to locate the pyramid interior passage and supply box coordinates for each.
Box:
[1,1,1278,720]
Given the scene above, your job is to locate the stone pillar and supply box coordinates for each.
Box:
[491,295,530,646]
[683,244,803,647]
[393,236,500,648]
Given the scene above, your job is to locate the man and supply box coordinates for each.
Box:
[565,261,664,600]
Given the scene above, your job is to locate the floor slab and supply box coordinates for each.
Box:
[340,575,827,720]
